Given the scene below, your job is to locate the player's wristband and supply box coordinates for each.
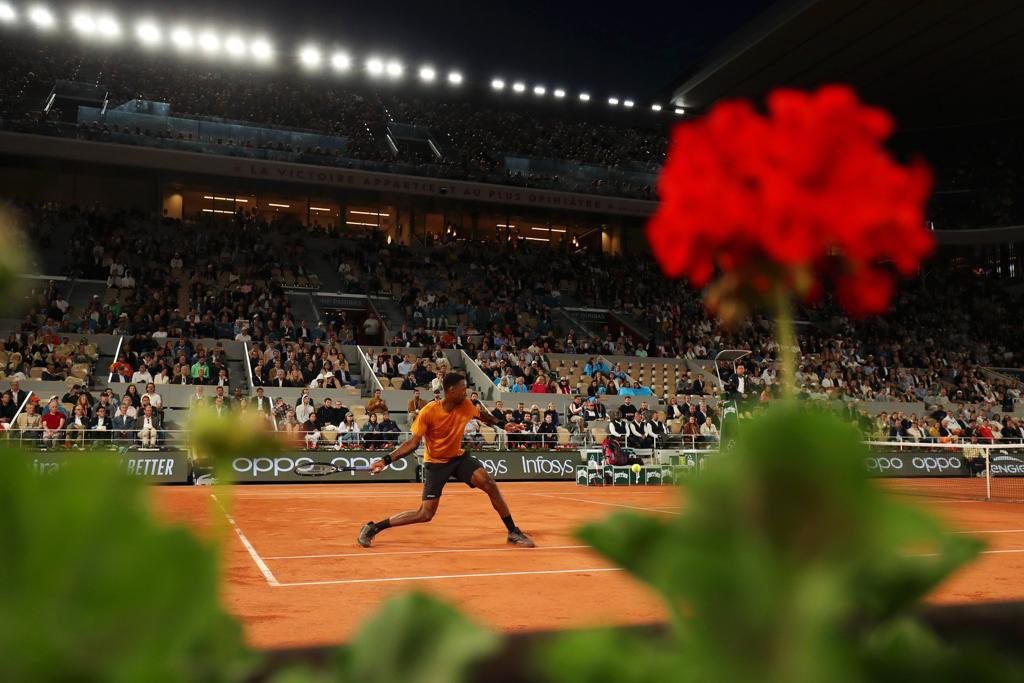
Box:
[381,454,394,466]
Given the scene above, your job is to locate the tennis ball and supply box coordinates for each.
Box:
[631,463,642,473]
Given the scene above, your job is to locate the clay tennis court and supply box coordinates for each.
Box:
[155,481,1024,649]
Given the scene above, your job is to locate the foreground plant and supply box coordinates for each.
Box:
[538,407,1017,682]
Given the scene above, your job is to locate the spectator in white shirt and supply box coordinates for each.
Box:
[295,395,315,423]
[132,364,154,384]
[144,383,162,410]
[699,417,719,441]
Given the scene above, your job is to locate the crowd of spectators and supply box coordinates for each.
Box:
[0,34,663,200]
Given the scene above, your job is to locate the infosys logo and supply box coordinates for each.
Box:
[477,458,510,477]
[231,455,410,478]
[521,456,574,476]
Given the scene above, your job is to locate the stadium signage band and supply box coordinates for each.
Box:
[0,132,657,217]
[30,451,192,483]
[226,451,578,482]
[864,452,1024,478]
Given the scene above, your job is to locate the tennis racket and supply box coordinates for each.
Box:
[293,461,373,477]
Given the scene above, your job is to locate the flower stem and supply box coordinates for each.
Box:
[774,286,797,402]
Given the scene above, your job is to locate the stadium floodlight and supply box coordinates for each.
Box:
[135,21,161,46]
[96,14,119,39]
[224,35,246,57]
[533,85,546,96]
[674,107,686,115]
[651,103,662,112]
[0,3,17,23]
[299,45,322,68]
[623,99,634,108]
[250,37,273,62]
[578,92,590,102]
[608,97,619,106]
[331,51,351,71]
[491,78,505,91]
[447,71,463,85]
[386,59,403,78]
[418,65,436,82]
[512,81,526,93]
[553,88,566,98]
[71,11,96,36]
[28,5,55,29]
[198,31,220,54]
[170,26,194,50]
[366,57,384,76]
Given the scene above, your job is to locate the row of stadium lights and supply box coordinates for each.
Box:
[0,3,686,115]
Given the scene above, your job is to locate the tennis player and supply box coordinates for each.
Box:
[357,372,535,548]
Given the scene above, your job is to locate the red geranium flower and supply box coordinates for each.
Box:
[647,85,933,317]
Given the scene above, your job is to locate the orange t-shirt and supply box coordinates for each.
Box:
[411,399,480,463]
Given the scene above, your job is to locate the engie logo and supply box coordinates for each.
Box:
[232,455,410,478]
[866,457,904,473]
[992,454,1024,475]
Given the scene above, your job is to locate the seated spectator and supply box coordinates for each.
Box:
[619,397,638,421]
[463,416,484,447]
[530,374,550,393]
[296,395,315,423]
[18,401,42,440]
[302,412,321,450]
[511,377,529,393]
[538,413,558,448]
[699,416,719,443]
[567,396,586,431]
[65,404,90,448]
[377,413,401,447]
[135,404,161,448]
[626,413,653,449]
[40,399,65,448]
[557,378,574,395]
[400,373,418,390]
[682,415,701,444]
[0,391,17,428]
[366,389,389,416]
[338,412,361,448]
[407,388,427,427]
[543,402,560,427]
[489,400,507,427]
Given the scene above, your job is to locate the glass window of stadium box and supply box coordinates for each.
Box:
[345,206,396,237]
[179,189,257,219]
[255,196,307,225]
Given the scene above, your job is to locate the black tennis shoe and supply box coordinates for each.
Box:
[507,528,536,548]
[357,521,378,548]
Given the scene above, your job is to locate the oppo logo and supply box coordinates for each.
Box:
[866,457,904,472]
[911,456,962,472]
[231,455,409,478]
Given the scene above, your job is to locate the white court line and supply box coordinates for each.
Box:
[211,494,279,586]
[265,544,589,560]
[951,529,1024,535]
[529,493,682,515]
[274,566,623,587]
[917,548,1024,558]
[228,489,677,498]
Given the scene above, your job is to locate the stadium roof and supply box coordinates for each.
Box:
[669,0,1024,127]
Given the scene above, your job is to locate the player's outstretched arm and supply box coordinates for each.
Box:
[370,434,422,474]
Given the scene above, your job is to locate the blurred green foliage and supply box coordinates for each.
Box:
[0,449,256,683]
[538,406,1024,683]
[271,593,499,683]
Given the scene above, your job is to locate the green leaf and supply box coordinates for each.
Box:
[543,406,1008,683]
[0,449,257,683]
[336,592,500,683]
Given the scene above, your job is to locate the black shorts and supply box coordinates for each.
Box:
[422,452,484,500]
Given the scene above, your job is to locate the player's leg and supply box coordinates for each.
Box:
[357,459,453,547]
[467,464,535,547]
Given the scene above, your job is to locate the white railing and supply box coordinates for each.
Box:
[107,335,124,383]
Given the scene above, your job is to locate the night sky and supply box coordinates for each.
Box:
[130,0,775,99]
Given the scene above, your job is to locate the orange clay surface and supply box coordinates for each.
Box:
[153,480,1024,650]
